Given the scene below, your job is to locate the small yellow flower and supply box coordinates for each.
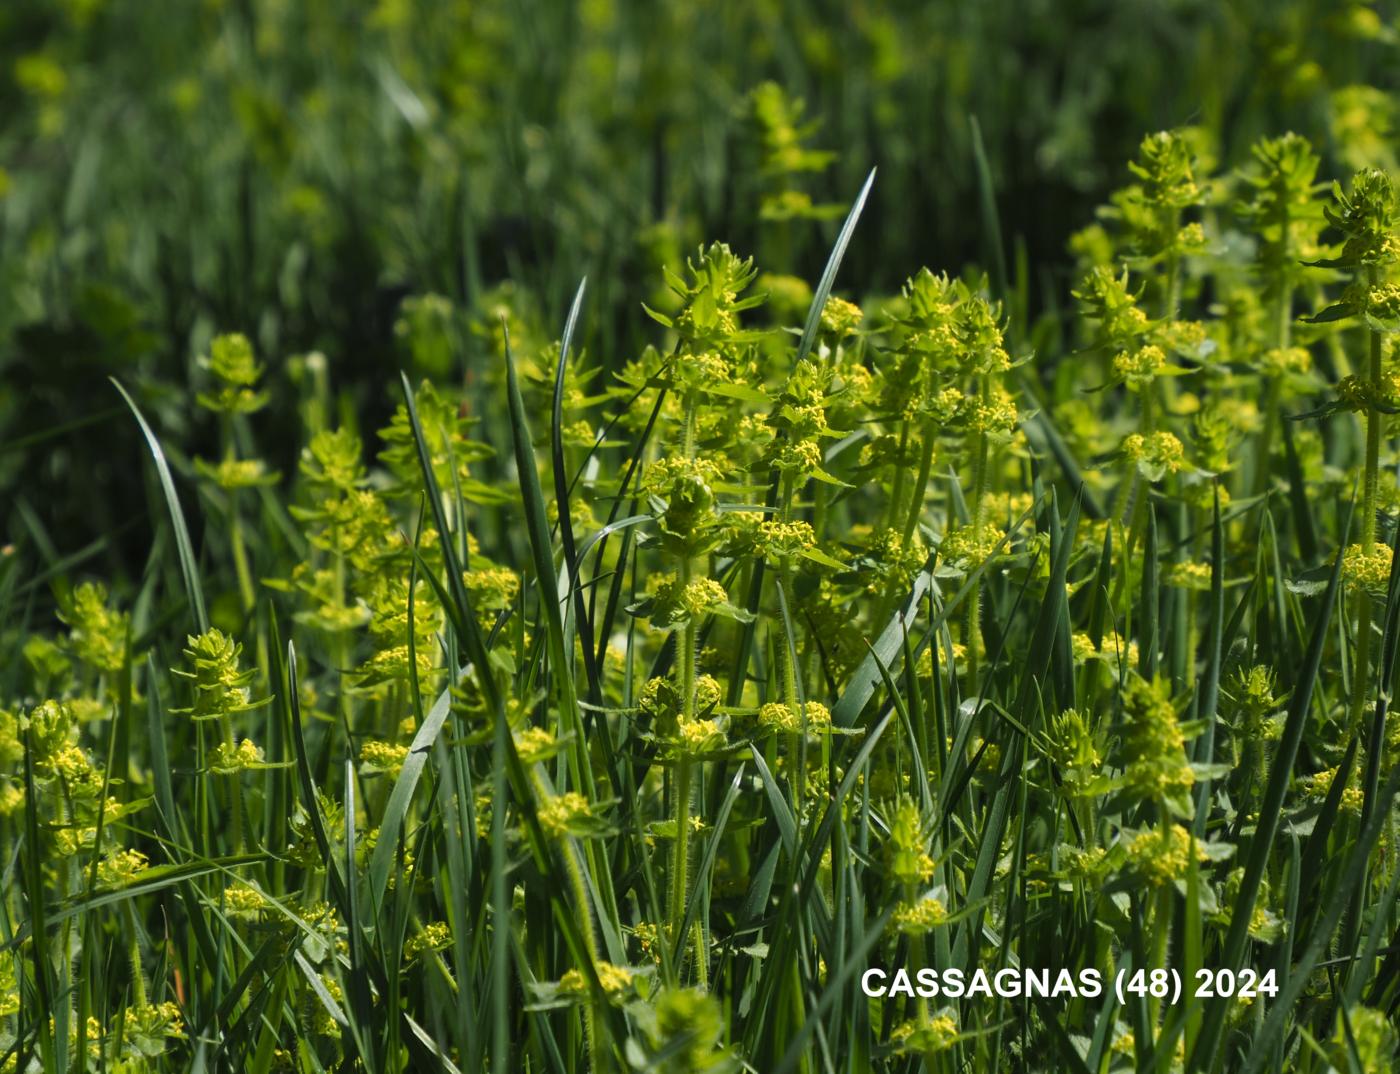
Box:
[173,630,264,720]
[1114,344,1167,388]
[59,582,129,672]
[757,519,818,558]
[1059,844,1108,882]
[631,922,662,962]
[537,791,595,838]
[1122,431,1186,480]
[0,958,18,1017]
[48,743,94,782]
[359,740,409,775]
[1342,542,1392,592]
[893,897,948,936]
[195,456,277,490]
[961,386,1019,436]
[1304,766,1365,814]
[1120,675,1194,800]
[1165,561,1212,590]
[559,961,633,1001]
[1260,346,1311,376]
[757,700,831,734]
[97,848,149,889]
[404,922,452,961]
[1127,824,1204,886]
[209,738,265,775]
[866,528,927,593]
[676,716,725,753]
[891,1013,960,1056]
[197,333,269,414]
[694,674,722,711]
[120,1001,186,1055]
[888,798,935,885]
[462,566,521,610]
[821,295,864,337]
[682,579,727,616]
[515,726,558,765]
[223,883,268,918]
[940,522,1005,569]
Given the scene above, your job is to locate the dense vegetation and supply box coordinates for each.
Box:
[8,2,1400,1073]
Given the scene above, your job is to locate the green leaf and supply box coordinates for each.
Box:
[367,673,461,917]
[796,167,876,363]
[1190,502,1350,1072]
[1300,300,1356,324]
[111,378,208,632]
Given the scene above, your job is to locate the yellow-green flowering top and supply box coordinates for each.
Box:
[197,333,269,414]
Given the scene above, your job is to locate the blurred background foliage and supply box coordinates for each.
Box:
[3,0,1399,580]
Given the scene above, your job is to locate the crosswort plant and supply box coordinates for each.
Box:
[9,121,1400,1074]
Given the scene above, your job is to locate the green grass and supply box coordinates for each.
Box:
[9,20,1400,1074]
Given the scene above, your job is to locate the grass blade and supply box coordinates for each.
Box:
[796,168,875,363]
[111,378,208,631]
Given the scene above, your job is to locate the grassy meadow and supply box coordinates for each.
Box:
[5,2,1400,1072]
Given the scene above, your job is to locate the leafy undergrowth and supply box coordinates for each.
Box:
[6,131,1400,1073]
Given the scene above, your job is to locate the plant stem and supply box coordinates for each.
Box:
[564,836,607,1073]
[221,714,245,854]
[888,422,911,531]
[1252,282,1293,497]
[1347,300,1384,733]
[963,383,992,688]
[669,388,702,981]
[901,420,936,546]
[228,490,256,614]
[127,903,148,1007]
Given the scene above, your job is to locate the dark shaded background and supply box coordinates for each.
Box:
[2,0,1397,582]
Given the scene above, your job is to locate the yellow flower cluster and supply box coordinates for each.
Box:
[560,961,634,1000]
[404,922,452,961]
[694,674,722,710]
[119,1001,186,1055]
[1127,824,1203,886]
[515,726,558,764]
[1304,766,1365,813]
[758,700,832,735]
[675,716,725,753]
[195,456,275,491]
[961,386,1019,437]
[893,896,948,936]
[1120,675,1195,801]
[173,629,263,721]
[866,528,927,593]
[1113,343,1167,389]
[1259,346,1311,376]
[97,848,149,889]
[360,740,410,775]
[59,582,129,672]
[757,518,817,558]
[1165,561,1212,590]
[821,295,864,337]
[1059,844,1108,883]
[680,577,728,616]
[224,883,269,918]
[197,333,268,414]
[887,798,935,885]
[891,1013,959,1056]
[463,565,521,610]
[538,791,595,838]
[209,738,264,775]
[940,522,1005,570]
[641,455,724,496]
[1122,431,1186,479]
[1342,542,1393,592]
